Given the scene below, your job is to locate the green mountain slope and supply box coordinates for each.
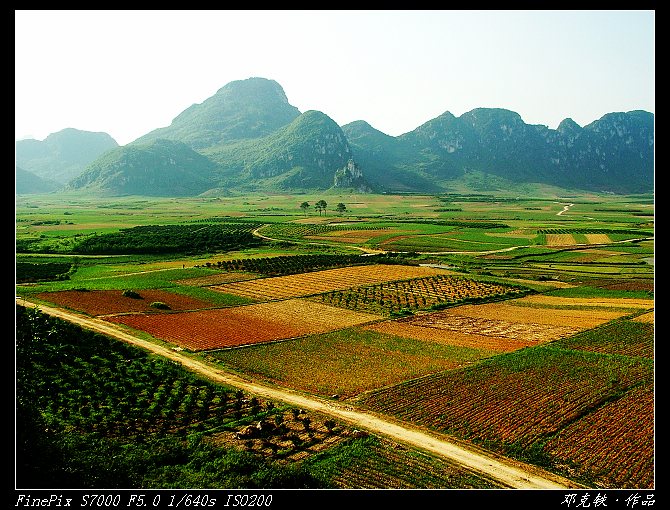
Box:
[46,77,653,196]
[202,110,367,191]
[132,77,301,150]
[67,139,218,196]
[347,108,654,193]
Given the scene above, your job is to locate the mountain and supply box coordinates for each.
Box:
[44,77,652,196]
[346,108,654,193]
[67,139,218,196]
[132,77,301,150]
[15,167,61,194]
[15,128,118,183]
[201,110,365,191]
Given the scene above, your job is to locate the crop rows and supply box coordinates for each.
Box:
[545,384,653,489]
[359,346,653,488]
[329,439,501,489]
[447,301,627,328]
[316,275,527,315]
[194,254,374,276]
[545,234,577,246]
[632,311,654,323]
[394,313,579,341]
[17,306,259,438]
[556,319,654,359]
[211,264,447,301]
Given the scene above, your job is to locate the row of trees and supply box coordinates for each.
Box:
[299,200,347,216]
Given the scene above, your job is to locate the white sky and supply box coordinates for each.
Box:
[15,10,655,146]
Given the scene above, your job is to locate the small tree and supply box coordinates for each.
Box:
[316,199,327,216]
[300,201,310,215]
[336,203,347,215]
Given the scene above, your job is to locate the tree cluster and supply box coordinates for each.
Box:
[299,200,347,216]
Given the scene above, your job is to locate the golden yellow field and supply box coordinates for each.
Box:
[517,295,655,309]
[545,234,576,246]
[584,233,612,244]
[632,311,655,323]
[231,298,383,331]
[364,320,565,352]
[210,264,449,300]
[451,301,627,327]
[363,293,645,351]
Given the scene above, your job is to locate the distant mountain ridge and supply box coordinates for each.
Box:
[15,167,61,194]
[21,77,653,196]
[343,108,654,193]
[16,128,118,185]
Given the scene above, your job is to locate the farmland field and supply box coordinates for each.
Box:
[313,274,529,315]
[210,327,494,398]
[211,264,451,300]
[15,191,654,490]
[358,344,654,488]
[34,289,216,316]
[105,299,382,351]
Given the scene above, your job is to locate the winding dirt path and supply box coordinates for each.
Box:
[16,297,582,489]
[556,203,575,216]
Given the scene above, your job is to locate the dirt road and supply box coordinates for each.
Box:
[16,297,582,490]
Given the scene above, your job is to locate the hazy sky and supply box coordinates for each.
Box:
[15,10,654,146]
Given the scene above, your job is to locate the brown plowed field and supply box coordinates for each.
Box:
[105,299,382,351]
[34,289,215,316]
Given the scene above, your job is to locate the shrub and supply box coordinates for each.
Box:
[122,290,142,299]
[149,301,171,310]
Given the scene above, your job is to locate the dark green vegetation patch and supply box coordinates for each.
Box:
[71,224,264,255]
[16,262,72,283]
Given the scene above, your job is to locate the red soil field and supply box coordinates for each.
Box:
[35,289,214,316]
[104,299,381,351]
